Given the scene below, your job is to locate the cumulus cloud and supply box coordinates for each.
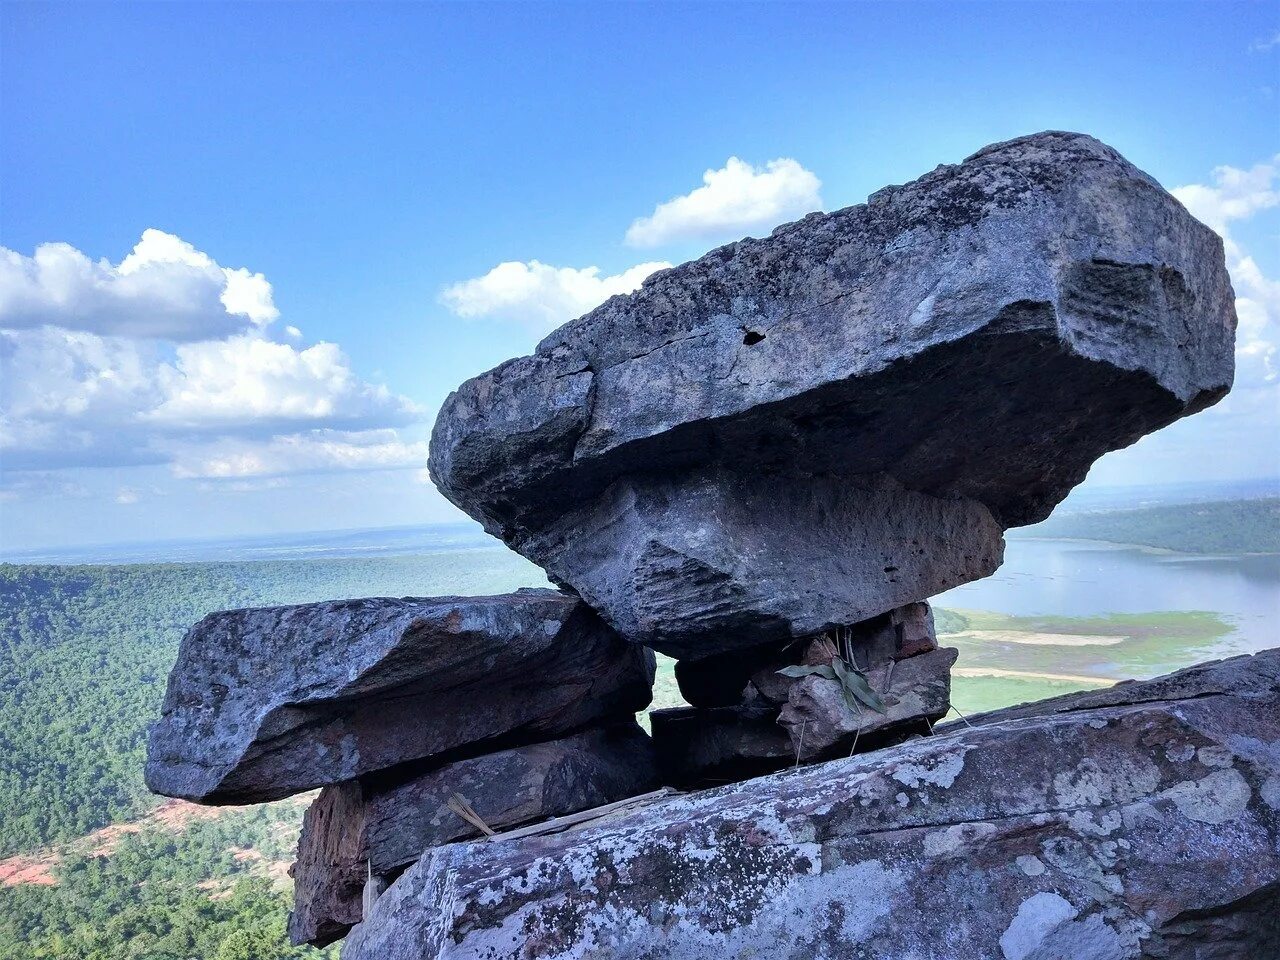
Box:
[440,259,671,329]
[0,327,420,471]
[0,230,426,482]
[171,428,429,480]
[0,229,278,340]
[625,157,822,248]
[146,336,419,429]
[1174,156,1280,387]
[1174,159,1280,235]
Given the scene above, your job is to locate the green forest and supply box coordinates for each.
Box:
[1024,496,1280,554]
[0,552,544,960]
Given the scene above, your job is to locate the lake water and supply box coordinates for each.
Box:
[938,537,1280,657]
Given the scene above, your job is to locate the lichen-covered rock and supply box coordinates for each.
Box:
[343,648,1280,960]
[145,588,655,804]
[777,645,957,758]
[429,132,1235,658]
[289,722,658,947]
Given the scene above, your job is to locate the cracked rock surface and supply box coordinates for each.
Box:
[145,588,655,803]
[289,722,658,947]
[428,131,1235,658]
[343,648,1280,960]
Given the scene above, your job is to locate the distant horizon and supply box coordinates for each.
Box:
[5,474,1277,565]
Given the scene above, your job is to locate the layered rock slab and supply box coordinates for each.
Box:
[429,131,1236,658]
[343,648,1280,960]
[145,588,655,803]
[289,722,658,947]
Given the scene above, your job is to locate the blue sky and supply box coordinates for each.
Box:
[2,1,1278,551]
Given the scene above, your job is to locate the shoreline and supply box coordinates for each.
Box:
[1010,535,1280,559]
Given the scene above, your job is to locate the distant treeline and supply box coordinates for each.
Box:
[1022,497,1280,555]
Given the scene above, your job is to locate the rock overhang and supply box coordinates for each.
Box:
[428,131,1235,656]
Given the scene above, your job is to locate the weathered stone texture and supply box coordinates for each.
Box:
[343,649,1280,960]
[429,131,1236,657]
[289,722,657,947]
[145,588,655,803]
[777,645,957,759]
[676,601,939,708]
[654,645,956,786]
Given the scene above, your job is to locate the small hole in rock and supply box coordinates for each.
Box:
[884,566,899,573]
[742,331,765,346]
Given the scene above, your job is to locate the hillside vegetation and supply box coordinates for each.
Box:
[0,554,543,960]
[1023,497,1280,554]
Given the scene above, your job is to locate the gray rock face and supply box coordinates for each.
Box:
[145,588,655,803]
[676,601,939,708]
[777,645,957,759]
[289,722,658,947]
[654,645,956,786]
[342,649,1280,960]
[429,132,1235,658]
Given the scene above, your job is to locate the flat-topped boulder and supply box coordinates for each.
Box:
[343,648,1280,960]
[290,722,658,947]
[429,132,1235,658]
[145,588,654,804]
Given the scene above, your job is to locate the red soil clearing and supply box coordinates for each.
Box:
[0,799,242,887]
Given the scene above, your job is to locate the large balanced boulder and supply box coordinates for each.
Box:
[289,722,658,947]
[145,588,654,803]
[343,648,1280,960]
[429,132,1236,659]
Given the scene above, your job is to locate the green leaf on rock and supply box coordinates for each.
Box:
[832,657,888,714]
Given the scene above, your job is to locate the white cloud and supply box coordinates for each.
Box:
[146,336,419,429]
[1250,30,1280,53]
[0,229,278,340]
[115,487,140,505]
[440,259,671,329]
[172,428,429,479]
[625,157,822,249]
[0,328,421,471]
[1174,158,1280,235]
[1174,155,1280,388]
[0,230,424,482]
